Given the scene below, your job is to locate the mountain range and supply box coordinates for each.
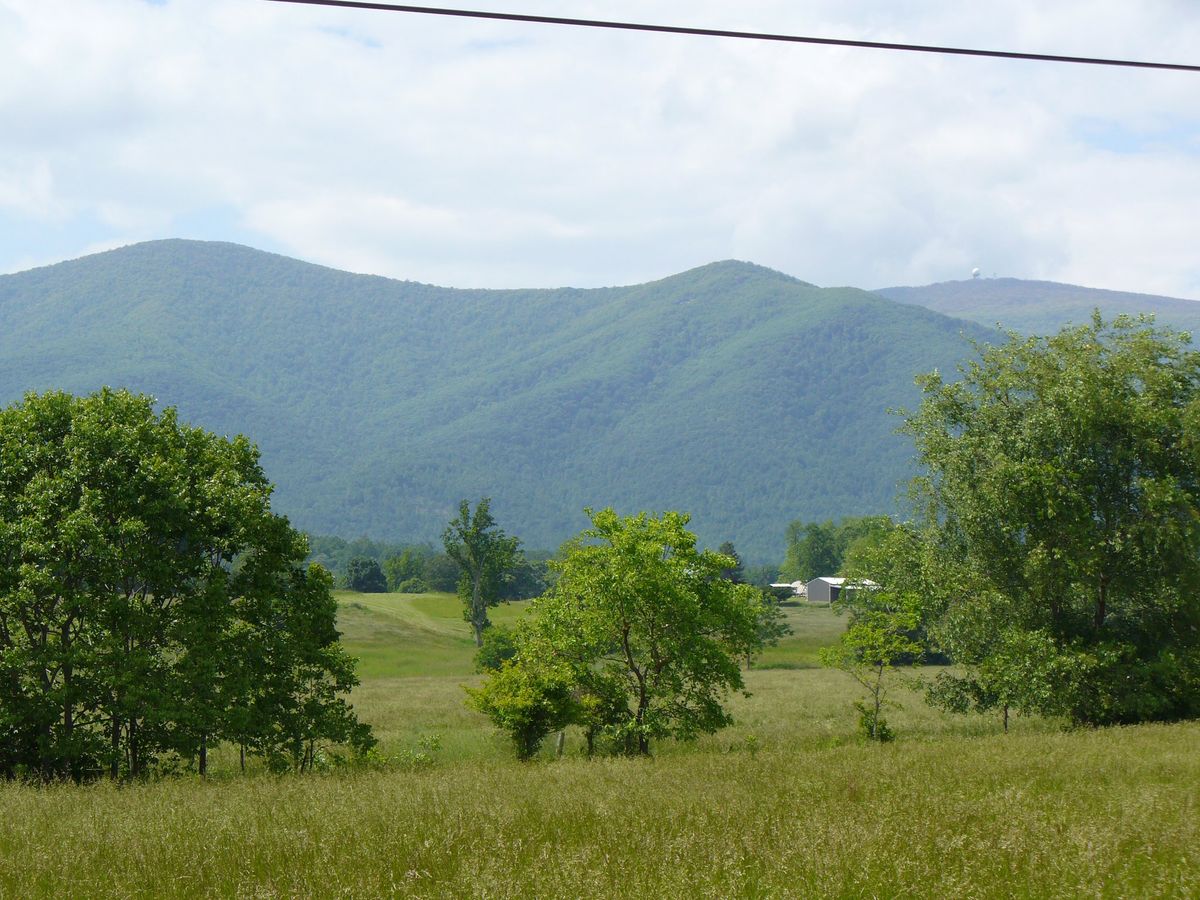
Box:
[2,240,1195,561]
[877,277,1200,336]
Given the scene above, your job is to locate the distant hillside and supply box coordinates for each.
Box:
[0,240,992,560]
[876,278,1200,336]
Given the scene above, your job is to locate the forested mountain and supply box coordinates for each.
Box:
[0,240,991,560]
[877,278,1200,336]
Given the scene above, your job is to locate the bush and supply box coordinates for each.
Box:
[345,556,387,593]
[475,625,519,673]
[396,577,428,594]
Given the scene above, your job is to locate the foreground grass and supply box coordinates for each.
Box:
[2,592,1195,897]
[0,725,1195,898]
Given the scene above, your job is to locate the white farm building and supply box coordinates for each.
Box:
[805,577,879,605]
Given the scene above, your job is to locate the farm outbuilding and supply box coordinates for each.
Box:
[805,576,879,604]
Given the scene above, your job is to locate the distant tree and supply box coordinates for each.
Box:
[344,556,387,593]
[383,548,424,592]
[717,541,745,583]
[421,552,462,593]
[781,520,840,582]
[780,516,892,583]
[442,499,521,647]
[497,553,552,601]
[744,563,781,589]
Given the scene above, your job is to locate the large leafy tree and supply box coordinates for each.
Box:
[442,498,521,647]
[0,388,372,780]
[521,508,763,756]
[904,315,1200,725]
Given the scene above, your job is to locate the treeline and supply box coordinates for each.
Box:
[306,534,554,599]
[0,390,373,781]
[776,515,893,584]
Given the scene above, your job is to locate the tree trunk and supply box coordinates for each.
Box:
[61,621,75,780]
[129,718,139,778]
[110,714,121,779]
[199,734,207,779]
[471,573,485,647]
[871,664,884,741]
[1002,704,1009,734]
[555,731,565,758]
[240,743,246,773]
[635,687,650,756]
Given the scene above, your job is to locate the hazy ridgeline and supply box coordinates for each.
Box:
[0,240,995,561]
[0,595,1194,898]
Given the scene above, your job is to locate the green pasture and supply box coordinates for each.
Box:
[0,590,1196,898]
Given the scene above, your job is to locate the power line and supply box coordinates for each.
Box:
[263,0,1200,73]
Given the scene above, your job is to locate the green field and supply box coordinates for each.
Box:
[0,592,1196,898]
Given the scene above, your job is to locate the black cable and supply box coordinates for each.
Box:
[262,0,1200,73]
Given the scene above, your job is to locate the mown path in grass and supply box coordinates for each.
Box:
[334,590,532,679]
[335,590,841,679]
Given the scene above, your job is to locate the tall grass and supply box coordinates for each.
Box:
[0,592,1193,897]
[0,726,1194,897]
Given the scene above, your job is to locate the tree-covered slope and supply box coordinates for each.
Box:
[877,278,1200,336]
[0,240,990,560]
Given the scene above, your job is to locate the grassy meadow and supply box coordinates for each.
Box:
[0,592,1196,898]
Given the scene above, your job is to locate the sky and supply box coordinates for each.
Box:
[2,0,1199,296]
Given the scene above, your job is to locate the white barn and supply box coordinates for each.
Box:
[805,576,879,604]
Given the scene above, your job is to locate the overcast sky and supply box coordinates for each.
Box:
[3,0,1199,296]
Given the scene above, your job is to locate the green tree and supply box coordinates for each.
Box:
[421,553,461,593]
[532,508,762,755]
[747,591,792,669]
[820,585,923,741]
[781,520,840,582]
[344,556,387,593]
[717,541,745,583]
[382,548,424,591]
[903,314,1200,725]
[0,388,372,780]
[474,624,519,673]
[780,516,892,583]
[443,499,521,647]
[465,657,576,760]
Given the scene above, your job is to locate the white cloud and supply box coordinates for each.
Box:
[1,0,1199,296]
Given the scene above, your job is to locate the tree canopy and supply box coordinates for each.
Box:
[0,389,372,780]
[471,509,764,757]
[904,315,1200,725]
[779,515,893,583]
[344,556,387,593]
[443,498,522,647]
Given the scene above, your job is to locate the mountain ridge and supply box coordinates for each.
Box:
[1,240,993,560]
[876,276,1200,336]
